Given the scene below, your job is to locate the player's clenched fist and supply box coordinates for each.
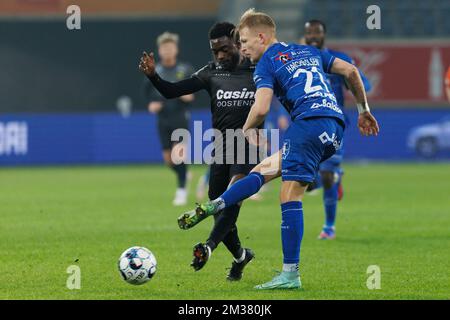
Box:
[139,51,156,76]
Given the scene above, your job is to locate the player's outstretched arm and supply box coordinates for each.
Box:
[243,87,273,132]
[330,58,379,136]
[139,51,204,99]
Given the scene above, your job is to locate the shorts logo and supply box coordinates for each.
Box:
[282,139,291,159]
[319,132,341,151]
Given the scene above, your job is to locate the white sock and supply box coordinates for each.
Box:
[282,263,299,273]
[212,197,226,211]
[206,244,212,257]
[234,249,246,263]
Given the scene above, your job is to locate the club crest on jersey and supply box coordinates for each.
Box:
[282,139,291,159]
[275,51,292,64]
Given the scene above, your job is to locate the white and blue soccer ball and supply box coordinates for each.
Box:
[118,246,157,285]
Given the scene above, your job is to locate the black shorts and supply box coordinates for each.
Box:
[208,163,256,200]
[157,118,189,150]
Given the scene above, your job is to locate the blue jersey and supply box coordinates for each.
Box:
[253,42,345,124]
[323,48,371,108]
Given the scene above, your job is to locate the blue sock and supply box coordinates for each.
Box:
[281,201,304,265]
[220,172,264,208]
[323,182,338,227]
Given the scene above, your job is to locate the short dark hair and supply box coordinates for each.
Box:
[305,19,327,33]
[208,22,236,40]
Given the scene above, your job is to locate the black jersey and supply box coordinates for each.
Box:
[192,58,261,135]
[144,62,194,125]
[146,57,263,163]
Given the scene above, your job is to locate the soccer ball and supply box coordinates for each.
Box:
[118,246,157,285]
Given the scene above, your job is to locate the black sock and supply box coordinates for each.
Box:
[206,204,241,255]
[222,226,243,259]
[171,163,187,188]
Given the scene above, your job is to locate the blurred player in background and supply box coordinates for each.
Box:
[140,22,262,280]
[303,20,372,240]
[143,32,195,206]
[195,166,210,201]
[445,65,450,103]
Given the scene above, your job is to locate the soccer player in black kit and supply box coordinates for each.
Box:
[143,32,195,206]
[139,22,260,281]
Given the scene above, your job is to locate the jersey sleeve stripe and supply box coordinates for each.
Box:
[256,83,274,89]
[326,56,336,73]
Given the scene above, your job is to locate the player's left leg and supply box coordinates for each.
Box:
[317,150,343,240]
[169,119,191,206]
[158,121,188,206]
[169,143,189,205]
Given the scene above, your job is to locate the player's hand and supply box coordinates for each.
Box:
[358,111,379,136]
[148,101,163,114]
[139,51,156,76]
[180,94,194,103]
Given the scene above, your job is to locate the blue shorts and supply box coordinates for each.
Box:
[281,117,344,183]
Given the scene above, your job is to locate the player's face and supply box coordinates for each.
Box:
[209,36,240,71]
[304,23,325,49]
[239,27,265,63]
[158,41,178,63]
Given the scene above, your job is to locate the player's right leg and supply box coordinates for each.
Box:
[178,150,282,230]
[206,166,256,280]
[255,117,344,290]
[190,164,229,271]
[190,166,255,279]
[254,180,305,290]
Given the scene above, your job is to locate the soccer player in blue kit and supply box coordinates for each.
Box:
[303,19,372,240]
[179,9,379,289]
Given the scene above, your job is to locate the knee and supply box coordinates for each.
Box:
[171,143,187,164]
[280,181,308,203]
[162,151,172,166]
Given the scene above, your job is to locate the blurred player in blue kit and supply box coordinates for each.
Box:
[303,20,372,240]
[179,9,379,289]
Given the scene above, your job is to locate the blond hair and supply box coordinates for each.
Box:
[238,8,276,34]
[156,31,179,47]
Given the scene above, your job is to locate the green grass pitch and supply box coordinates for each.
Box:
[0,163,449,300]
